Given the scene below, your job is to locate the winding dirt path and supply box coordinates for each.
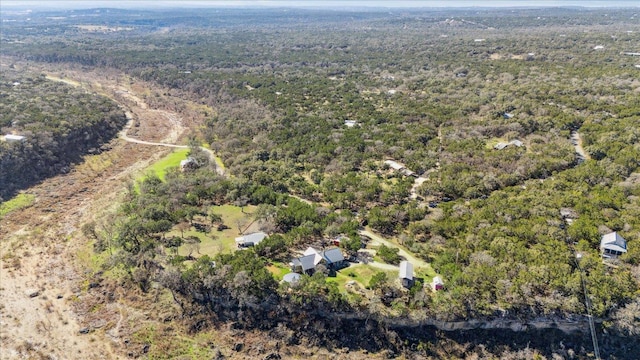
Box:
[570,131,591,161]
[0,62,217,359]
[119,112,224,176]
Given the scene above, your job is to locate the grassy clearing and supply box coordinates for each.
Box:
[267,261,291,280]
[174,204,257,258]
[143,148,189,181]
[0,193,36,218]
[329,263,397,289]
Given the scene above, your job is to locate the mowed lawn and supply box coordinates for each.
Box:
[144,148,189,180]
[173,204,258,258]
[328,263,397,289]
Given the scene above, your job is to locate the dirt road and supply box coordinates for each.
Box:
[0,62,205,359]
[570,131,591,162]
[359,229,430,269]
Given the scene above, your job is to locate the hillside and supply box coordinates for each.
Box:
[1,6,639,360]
[0,70,126,201]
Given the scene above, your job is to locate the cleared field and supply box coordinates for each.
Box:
[175,204,258,258]
[143,148,189,180]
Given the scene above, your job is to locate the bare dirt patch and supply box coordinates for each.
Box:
[0,61,185,359]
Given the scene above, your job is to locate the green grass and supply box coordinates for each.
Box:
[267,261,292,280]
[144,148,189,181]
[328,264,397,289]
[212,154,225,172]
[173,204,257,258]
[0,193,36,218]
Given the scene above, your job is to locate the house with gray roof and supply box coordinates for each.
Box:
[322,248,346,270]
[290,247,347,275]
[399,261,414,288]
[601,232,627,259]
[235,231,267,248]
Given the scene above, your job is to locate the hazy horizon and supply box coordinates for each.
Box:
[3,0,640,10]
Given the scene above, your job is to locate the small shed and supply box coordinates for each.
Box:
[3,134,26,142]
[344,120,358,128]
[601,231,627,258]
[235,231,267,248]
[282,272,302,284]
[431,276,444,291]
[399,261,414,288]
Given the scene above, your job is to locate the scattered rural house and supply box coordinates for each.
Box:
[235,231,267,248]
[560,207,578,225]
[344,120,359,128]
[399,261,414,288]
[304,246,324,266]
[386,89,397,95]
[474,38,486,42]
[322,248,347,270]
[291,254,318,275]
[290,247,346,275]
[494,142,509,150]
[593,45,605,50]
[3,134,26,142]
[622,52,640,56]
[180,157,198,171]
[600,231,627,259]
[282,272,301,284]
[431,276,444,291]
[384,159,416,177]
[494,139,524,150]
[503,112,514,119]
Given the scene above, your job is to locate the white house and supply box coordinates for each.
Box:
[235,231,267,248]
[3,134,26,142]
[399,261,414,288]
[431,276,444,291]
[344,120,358,128]
[600,232,627,259]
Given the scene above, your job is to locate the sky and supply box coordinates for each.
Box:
[3,0,639,10]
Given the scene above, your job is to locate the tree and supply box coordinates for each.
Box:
[377,244,401,265]
[368,271,388,290]
[340,236,362,254]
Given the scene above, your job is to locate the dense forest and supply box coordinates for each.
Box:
[2,5,640,358]
[0,71,127,200]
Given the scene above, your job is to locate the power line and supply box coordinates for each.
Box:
[576,253,601,360]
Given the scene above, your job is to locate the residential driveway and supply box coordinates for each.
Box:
[359,229,430,268]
